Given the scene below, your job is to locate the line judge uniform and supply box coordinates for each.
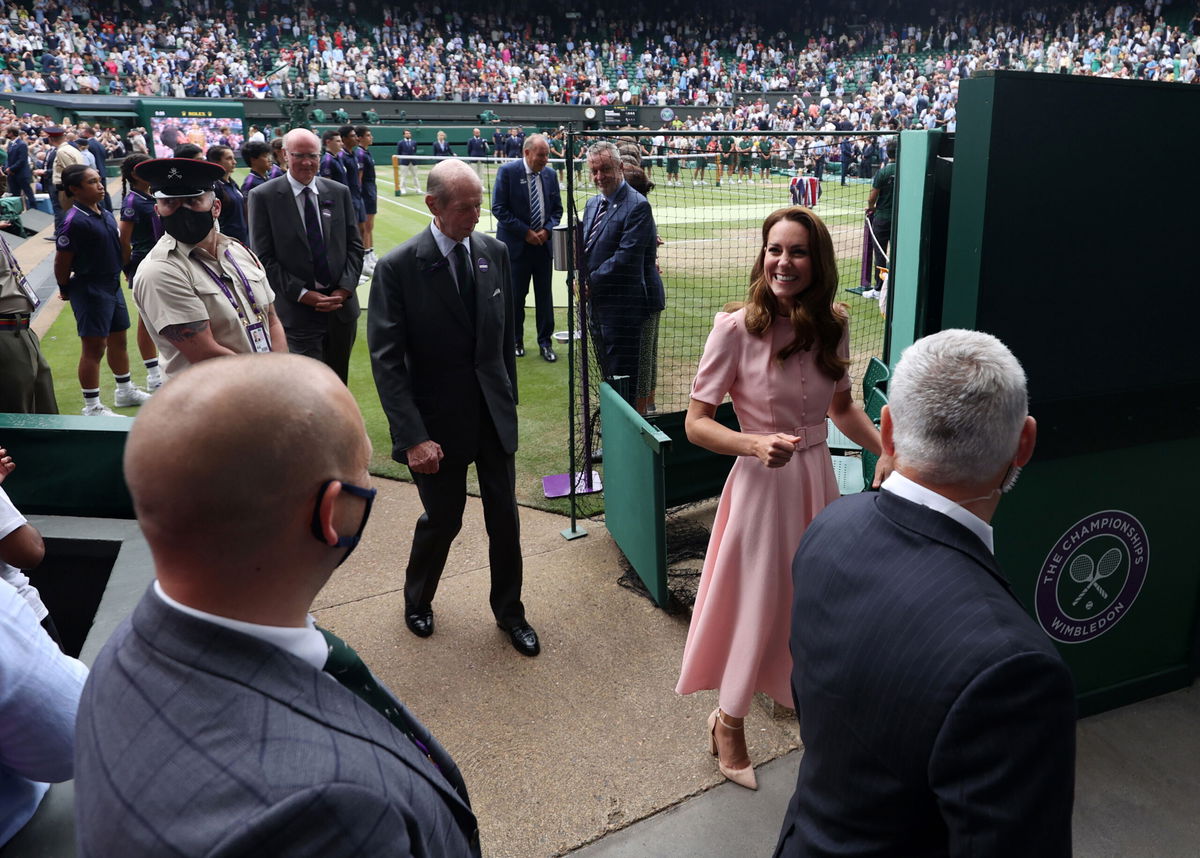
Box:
[248,171,363,383]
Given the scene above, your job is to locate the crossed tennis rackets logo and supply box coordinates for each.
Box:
[1067,547,1122,607]
[1035,510,1149,644]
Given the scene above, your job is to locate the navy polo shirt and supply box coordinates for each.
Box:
[320,151,348,184]
[338,149,362,201]
[217,178,249,245]
[120,190,160,259]
[356,147,375,184]
[56,204,122,286]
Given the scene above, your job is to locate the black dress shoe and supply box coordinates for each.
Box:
[515,343,525,357]
[405,608,434,638]
[539,345,557,362]
[500,622,540,657]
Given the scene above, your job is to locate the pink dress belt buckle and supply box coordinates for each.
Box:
[742,423,828,449]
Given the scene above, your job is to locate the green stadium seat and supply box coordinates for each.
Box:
[860,385,888,487]
[863,356,889,402]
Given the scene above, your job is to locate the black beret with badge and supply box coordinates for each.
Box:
[133,157,226,198]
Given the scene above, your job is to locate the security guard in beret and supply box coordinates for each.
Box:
[131,158,287,383]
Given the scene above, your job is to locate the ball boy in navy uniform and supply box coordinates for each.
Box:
[55,164,151,416]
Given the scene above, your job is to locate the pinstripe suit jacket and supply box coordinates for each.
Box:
[775,490,1075,858]
[74,588,480,858]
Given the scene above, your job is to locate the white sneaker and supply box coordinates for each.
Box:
[146,375,163,391]
[114,386,152,407]
[862,289,881,299]
[82,402,117,417]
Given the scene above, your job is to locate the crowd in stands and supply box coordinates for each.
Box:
[0,0,1192,122]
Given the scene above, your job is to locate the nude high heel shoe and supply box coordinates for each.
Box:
[707,708,758,790]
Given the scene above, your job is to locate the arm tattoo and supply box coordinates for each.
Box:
[160,320,210,343]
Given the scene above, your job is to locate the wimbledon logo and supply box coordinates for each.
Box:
[1035,510,1149,644]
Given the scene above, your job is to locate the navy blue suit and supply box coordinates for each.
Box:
[774,489,1076,858]
[5,137,34,207]
[395,138,418,164]
[491,158,562,350]
[466,136,489,159]
[580,182,655,384]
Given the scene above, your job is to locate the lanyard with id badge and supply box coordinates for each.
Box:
[0,233,39,310]
[195,250,271,353]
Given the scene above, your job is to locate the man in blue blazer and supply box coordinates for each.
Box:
[4,126,34,209]
[75,354,481,858]
[774,329,1075,858]
[492,133,562,361]
[581,141,655,400]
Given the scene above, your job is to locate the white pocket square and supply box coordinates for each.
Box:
[491,288,501,297]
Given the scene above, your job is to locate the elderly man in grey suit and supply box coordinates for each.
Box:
[367,159,539,657]
[248,128,364,383]
[774,329,1075,858]
[74,354,481,858]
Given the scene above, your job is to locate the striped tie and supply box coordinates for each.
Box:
[585,198,608,253]
[529,172,543,230]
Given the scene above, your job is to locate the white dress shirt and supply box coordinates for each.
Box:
[882,471,995,553]
[429,222,472,293]
[153,580,329,670]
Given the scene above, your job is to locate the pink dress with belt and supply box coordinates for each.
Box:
[676,308,850,714]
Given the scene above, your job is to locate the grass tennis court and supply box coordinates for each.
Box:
[38,161,884,513]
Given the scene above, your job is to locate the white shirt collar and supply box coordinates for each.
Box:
[153,580,329,670]
[881,471,994,553]
[430,221,470,259]
[286,171,317,197]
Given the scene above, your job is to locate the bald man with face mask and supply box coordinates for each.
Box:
[73,354,481,858]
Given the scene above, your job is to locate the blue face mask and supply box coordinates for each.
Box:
[310,480,377,567]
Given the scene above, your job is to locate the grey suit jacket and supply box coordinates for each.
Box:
[74,588,481,858]
[367,226,517,466]
[247,176,364,333]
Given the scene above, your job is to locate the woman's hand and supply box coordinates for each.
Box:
[872,453,895,489]
[753,433,801,468]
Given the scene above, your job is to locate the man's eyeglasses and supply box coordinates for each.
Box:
[288,152,320,161]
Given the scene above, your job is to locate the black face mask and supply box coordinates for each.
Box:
[310,480,377,567]
[161,203,215,245]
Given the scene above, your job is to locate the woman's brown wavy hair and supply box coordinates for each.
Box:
[735,206,848,381]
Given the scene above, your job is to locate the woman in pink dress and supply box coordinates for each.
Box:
[676,206,891,790]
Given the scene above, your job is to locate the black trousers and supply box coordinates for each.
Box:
[404,413,525,628]
[511,249,554,349]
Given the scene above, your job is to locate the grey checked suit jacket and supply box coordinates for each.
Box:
[74,588,480,858]
[775,490,1076,858]
[367,226,518,466]
[247,176,364,335]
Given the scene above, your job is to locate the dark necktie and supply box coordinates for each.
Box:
[585,197,608,253]
[302,187,335,287]
[318,626,469,803]
[528,172,543,230]
[452,242,476,328]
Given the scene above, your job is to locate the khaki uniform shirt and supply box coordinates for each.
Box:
[133,233,276,381]
[51,141,85,187]
[0,237,35,314]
